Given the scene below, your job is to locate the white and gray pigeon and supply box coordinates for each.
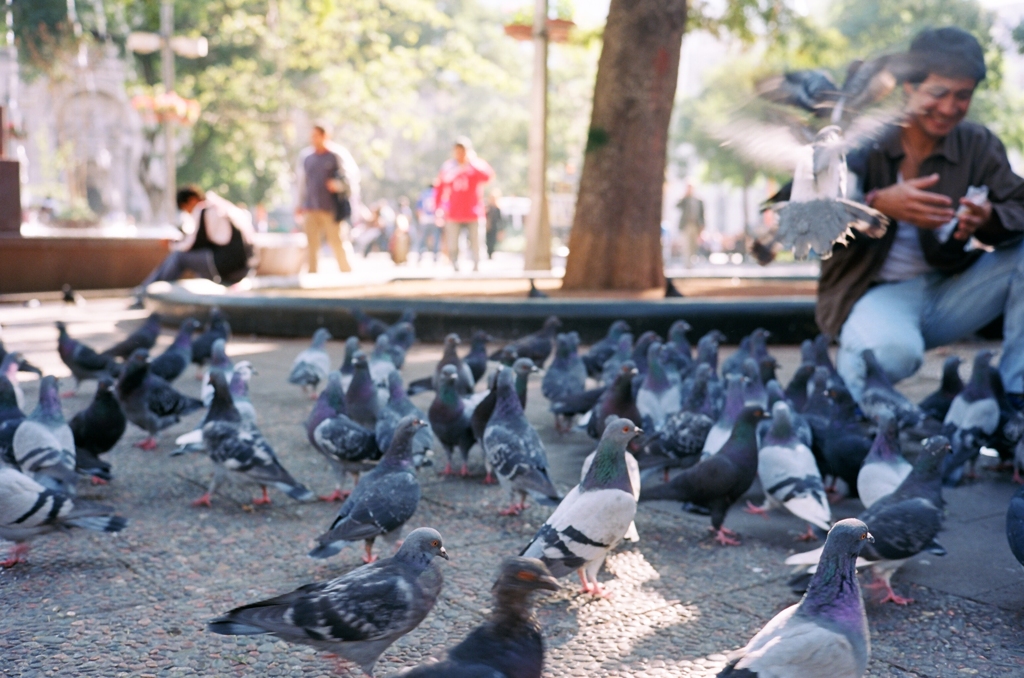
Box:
[859,349,921,428]
[520,418,642,596]
[580,427,642,544]
[200,338,234,407]
[6,376,78,495]
[0,465,128,567]
[172,360,257,454]
[288,328,332,398]
[741,358,768,408]
[483,367,561,516]
[856,410,911,508]
[942,349,1001,484]
[748,401,831,540]
[208,527,448,676]
[718,519,873,678]
[310,416,427,563]
[702,374,745,459]
[193,372,314,508]
[636,342,681,432]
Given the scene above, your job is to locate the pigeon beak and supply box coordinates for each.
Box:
[635,427,644,435]
[438,547,449,560]
[538,574,560,592]
[865,532,874,544]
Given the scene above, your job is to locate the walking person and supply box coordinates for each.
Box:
[485,190,503,259]
[434,136,494,272]
[676,183,705,268]
[295,124,360,274]
[414,183,441,264]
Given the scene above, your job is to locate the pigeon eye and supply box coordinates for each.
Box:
[622,426,630,433]
[431,540,439,547]
[859,533,867,540]
[517,571,537,581]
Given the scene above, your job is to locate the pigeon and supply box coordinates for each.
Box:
[484,367,560,515]
[398,557,558,678]
[304,372,351,501]
[600,333,634,385]
[312,413,382,504]
[5,376,78,494]
[1007,484,1024,569]
[464,330,493,385]
[191,307,231,371]
[582,320,630,379]
[287,328,333,398]
[747,401,831,540]
[55,321,118,394]
[718,519,872,678]
[942,349,1001,485]
[640,405,767,545]
[817,381,873,498]
[636,343,681,432]
[351,307,392,341]
[471,358,536,442]
[528,279,548,298]
[70,376,126,484]
[0,466,128,568]
[630,331,661,377]
[375,371,435,467]
[702,374,745,458]
[859,349,921,427]
[919,355,963,421]
[311,416,427,563]
[585,361,642,439]
[856,410,911,509]
[368,334,399,385]
[209,527,448,675]
[720,336,752,379]
[387,319,416,357]
[786,436,947,605]
[741,358,768,408]
[101,312,162,359]
[429,365,480,477]
[408,334,474,396]
[490,316,561,368]
[785,363,815,413]
[665,278,684,297]
[149,318,201,383]
[346,352,380,428]
[663,319,694,380]
[229,361,257,426]
[579,429,642,545]
[193,371,313,507]
[0,353,28,413]
[0,372,22,425]
[0,334,42,377]
[200,338,234,407]
[117,349,203,450]
[635,366,716,478]
[543,333,587,432]
[521,418,642,595]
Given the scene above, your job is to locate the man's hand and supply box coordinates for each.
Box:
[954,196,992,241]
[294,207,305,219]
[871,174,955,229]
[326,178,345,194]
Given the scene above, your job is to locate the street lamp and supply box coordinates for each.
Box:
[127,1,207,225]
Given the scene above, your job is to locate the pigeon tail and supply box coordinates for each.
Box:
[66,514,128,533]
[207,619,268,636]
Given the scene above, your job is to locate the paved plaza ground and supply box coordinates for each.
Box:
[1,298,1022,677]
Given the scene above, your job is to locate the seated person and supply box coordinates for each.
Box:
[819,27,1024,410]
[134,186,255,305]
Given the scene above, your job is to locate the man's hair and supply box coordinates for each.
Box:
[176,185,205,208]
[907,27,986,85]
[312,122,331,136]
[453,135,473,152]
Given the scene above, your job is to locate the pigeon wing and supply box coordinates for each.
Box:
[733,607,863,678]
[860,496,943,562]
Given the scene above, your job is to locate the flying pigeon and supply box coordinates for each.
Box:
[919,355,963,421]
[640,405,767,545]
[636,343,682,432]
[117,349,203,450]
[288,328,333,398]
[471,358,536,442]
[310,416,427,563]
[718,519,873,678]
[398,557,558,678]
[483,367,560,515]
[585,361,642,439]
[55,321,119,395]
[150,318,201,383]
[428,365,481,477]
[942,349,1001,485]
[856,410,911,509]
[859,349,921,427]
[521,418,642,595]
[747,401,831,541]
[464,330,493,385]
[200,338,234,407]
[702,374,745,458]
[101,312,162,359]
[1007,484,1024,569]
[346,352,381,428]
[489,316,562,368]
[582,320,630,379]
[5,376,78,494]
[70,376,126,484]
[542,333,587,432]
[0,466,128,568]
[193,372,313,507]
[191,307,231,373]
[209,527,448,675]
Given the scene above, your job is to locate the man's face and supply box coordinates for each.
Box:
[181,197,201,214]
[905,74,977,139]
[453,144,467,163]
[311,128,326,147]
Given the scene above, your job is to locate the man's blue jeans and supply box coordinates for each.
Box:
[837,238,1024,400]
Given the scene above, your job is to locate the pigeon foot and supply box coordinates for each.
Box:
[459,464,470,477]
[743,501,770,518]
[712,527,741,546]
[252,487,272,505]
[90,476,108,486]
[319,489,350,502]
[135,437,158,451]
[0,543,30,568]
[483,472,496,485]
[499,503,524,516]
[796,525,819,542]
[191,493,213,508]
[439,463,455,477]
[1013,468,1023,484]
[864,577,913,605]
[362,553,378,564]
[61,391,78,399]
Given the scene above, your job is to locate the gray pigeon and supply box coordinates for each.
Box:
[859,349,921,427]
[942,349,1000,484]
[1008,484,1024,569]
[600,333,634,386]
[0,466,128,568]
[719,519,872,678]
[288,328,332,398]
[171,361,257,456]
[55,321,119,394]
[521,418,641,596]
[636,343,682,432]
[856,410,911,508]
[702,374,745,458]
[741,357,768,408]
[919,355,963,421]
[542,333,587,432]
[6,376,78,495]
[346,352,380,429]
[484,367,560,516]
[749,401,831,540]
[194,372,313,507]
[369,334,399,384]
[117,349,203,450]
[428,365,482,477]
[313,413,382,504]
[310,416,427,563]
[200,338,234,407]
[339,336,360,391]
[375,371,434,468]
[150,318,201,383]
[209,527,448,675]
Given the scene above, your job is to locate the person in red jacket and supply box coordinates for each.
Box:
[434,136,494,272]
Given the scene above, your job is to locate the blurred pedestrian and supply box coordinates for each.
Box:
[676,183,705,268]
[133,185,256,307]
[485,190,503,259]
[295,124,360,274]
[414,183,441,263]
[434,136,494,272]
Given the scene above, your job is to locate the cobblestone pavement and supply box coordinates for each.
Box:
[1,300,1022,677]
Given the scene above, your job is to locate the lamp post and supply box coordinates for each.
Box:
[524,0,551,271]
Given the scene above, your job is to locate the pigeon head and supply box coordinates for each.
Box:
[618,361,639,380]
[965,349,994,393]
[608,319,631,339]
[800,339,815,365]
[341,337,359,372]
[800,518,872,623]
[373,334,392,358]
[439,364,459,384]
[496,365,516,392]
[493,557,559,596]
[34,375,64,421]
[566,331,581,351]
[810,366,830,394]
[96,376,115,394]
[668,319,691,342]
[230,361,254,396]
[471,329,493,346]
[389,322,415,348]
[396,528,449,567]
[583,418,642,493]
[632,331,660,368]
[542,316,562,333]
[696,334,721,371]
[498,345,519,366]
[175,318,202,345]
[512,357,538,377]
[940,355,963,393]
[615,333,634,358]
[211,339,228,363]
[868,409,900,458]
[352,351,370,371]
[399,308,416,324]
[759,355,779,384]
[765,379,786,407]
[444,333,461,348]
[311,328,332,347]
[766,401,795,440]
[915,435,950,479]
[385,415,430,461]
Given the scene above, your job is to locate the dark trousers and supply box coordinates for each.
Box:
[141,249,219,287]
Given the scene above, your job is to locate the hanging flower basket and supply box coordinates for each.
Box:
[131,91,201,126]
[503,18,575,43]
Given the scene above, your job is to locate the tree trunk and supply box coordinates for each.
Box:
[562,0,687,291]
